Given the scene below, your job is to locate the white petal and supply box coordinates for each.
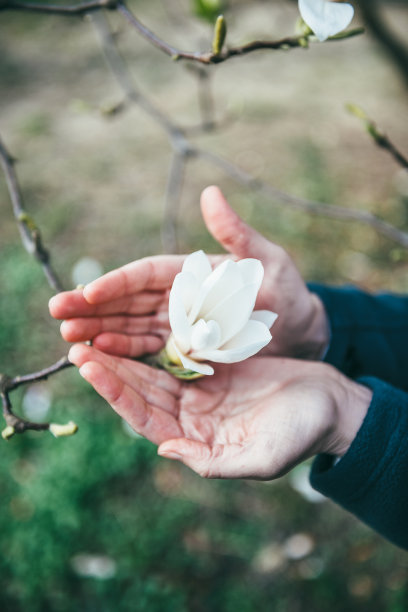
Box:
[298,0,354,42]
[182,250,212,285]
[193,320,271,363]
[168,273,193,353]
[172,341,214,375]
[189,259,243,324]
[190,319,222,352]
[237,259,264,292]
[205,282,260,345]
[251,310,278,329]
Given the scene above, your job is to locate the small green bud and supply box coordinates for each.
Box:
[2,426,15,440]
[346,103,368,120]
[18,212,38,232]
[212,15,227,56]
[49,421,78,438]
[295,17,313,37]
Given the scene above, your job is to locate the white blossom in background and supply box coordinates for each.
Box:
[165,250,277,376]
[289,464,326,503]
[22,384,52,421]
[71,256,103,287]
[71,554,117,580]
[298,0,354,42]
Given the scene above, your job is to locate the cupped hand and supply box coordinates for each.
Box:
[49,186,329,360]
[68,344,371,480]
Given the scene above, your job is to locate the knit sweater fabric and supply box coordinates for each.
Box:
[307,285,408,550]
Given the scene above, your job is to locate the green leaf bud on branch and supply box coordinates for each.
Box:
[212,15,227,56]
[295,17,313,38]
[18,211,38,233]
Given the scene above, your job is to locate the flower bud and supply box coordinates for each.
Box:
[212,15,227,56]
[1,425,15,441]
[49,421,78,438]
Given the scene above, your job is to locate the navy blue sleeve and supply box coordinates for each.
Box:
[310,377,408,550]
[308,284,408,391]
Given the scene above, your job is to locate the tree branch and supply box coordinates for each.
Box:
[161,152,188,254]
[1,0,364,65]
[346,104,408,170]
[0,137,64,292]
[7,356,72,391]
[196,148,408,248]
[117,1,363,64]
[0,0,116,15]
[358,0,408,89]
[0,356,74,439]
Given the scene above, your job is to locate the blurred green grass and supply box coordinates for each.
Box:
[1,1,408,610]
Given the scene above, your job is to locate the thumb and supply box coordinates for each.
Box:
[158,437,263,479]
[200,186,274,261]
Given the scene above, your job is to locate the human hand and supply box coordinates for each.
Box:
[68,344,371,479]
[49,186,329,360]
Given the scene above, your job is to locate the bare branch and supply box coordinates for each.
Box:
[1,390,49,436]
[196,148,408,248]
[117,1,364,65]
[358,0,408,89]
[89,12,188,150]
[0,0,116,15]
[161,152,188,254]
[0,137,64,292]
[347,104,408,169]
[7,356,72,391]
[0,356,73,438]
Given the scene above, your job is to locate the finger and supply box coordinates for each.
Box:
[83,255,185,304]
[158,438,266,479]
[69,343,179,404]
[60,314,168,342]
[69,342,182,396]
[200,186,279,262]
[49,290,165,320]
[93,332,165,358]
[78,361,182,445]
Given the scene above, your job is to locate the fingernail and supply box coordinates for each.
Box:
[78,365,88,379]
[159,450,183,461]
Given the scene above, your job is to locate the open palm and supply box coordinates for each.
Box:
[69,343,339,479]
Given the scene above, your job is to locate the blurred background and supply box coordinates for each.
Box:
[1,1,408,610]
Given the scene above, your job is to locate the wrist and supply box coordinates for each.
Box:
[299,294,330,360]
[325,374,372,458]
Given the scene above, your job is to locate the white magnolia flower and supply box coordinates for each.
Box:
[298,0,354,42]
[165,250,277,376]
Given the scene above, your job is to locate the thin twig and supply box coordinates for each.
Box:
[185,64,216,131]
[89,11,188,153]
[0,355,73,437]
[117,1,364,64]
[162,152,188,253]
[1,390,49,434]
[347,104,408,169]
[0,0,116,15]
[0,137,64,292]
[196,148,408,248]
[7,356,72,391]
